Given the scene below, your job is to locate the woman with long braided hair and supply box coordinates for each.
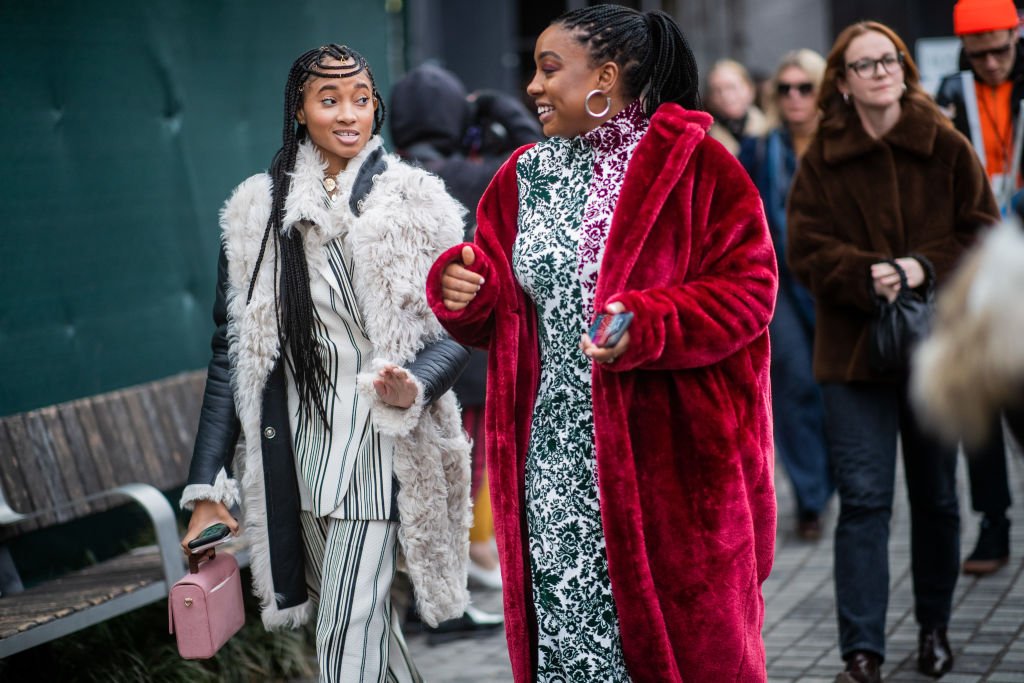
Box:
[428,6,777,681]
[179,44,472,681]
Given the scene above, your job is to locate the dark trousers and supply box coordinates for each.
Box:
[822,382,960,659]
[769,287,833,515]
[965,417,1012,517]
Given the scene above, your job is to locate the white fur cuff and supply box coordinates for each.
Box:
[261,599,313,630]
[179,468,242,511]
[356,358,427,437]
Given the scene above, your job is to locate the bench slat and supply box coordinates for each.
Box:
[169,376,204,465]
[71,399,120,495]
[37,407,97,521]
[0,422,39,538]
[133,386,178,486]
[0,550,163,639]
[108,392,153,484]
[14,414,70,525]
[148,383,193,481]
[122,390,175,490]
[56,402,104,505]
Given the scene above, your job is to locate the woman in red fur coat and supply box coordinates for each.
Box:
[426,6,778,681]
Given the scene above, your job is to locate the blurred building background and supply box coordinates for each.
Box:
[0,0,1017,417]
[403,0,970,104]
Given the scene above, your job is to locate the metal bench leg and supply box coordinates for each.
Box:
[111,483,186,586]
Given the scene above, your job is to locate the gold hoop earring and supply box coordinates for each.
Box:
[585,89,611,118]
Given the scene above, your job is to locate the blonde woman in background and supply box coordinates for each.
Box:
[740,49,833,542]
[706,58,769,155]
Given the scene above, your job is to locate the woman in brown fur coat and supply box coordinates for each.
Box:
[786,21,998,683]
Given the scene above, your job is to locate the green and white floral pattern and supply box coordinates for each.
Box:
[511,115,641,680]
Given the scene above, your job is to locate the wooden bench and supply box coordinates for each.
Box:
[0,370,216,657]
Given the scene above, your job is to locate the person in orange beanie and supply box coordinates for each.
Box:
[935,0,1020,580]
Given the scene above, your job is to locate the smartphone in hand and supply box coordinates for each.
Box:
[588,312,634,348]
[186,523,232,554]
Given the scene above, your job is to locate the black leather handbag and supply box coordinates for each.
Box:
[867,256,935,373]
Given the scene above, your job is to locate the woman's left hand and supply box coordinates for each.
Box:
[373,365,418,408]
[871,257,926,302]
[581,301,631,366]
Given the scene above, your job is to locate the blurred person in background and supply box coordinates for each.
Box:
[429,5,777,681]
[740,48,833,542]
[706,58,769,155]
[912,219,1024,457]
[935,0,1021,577]
[787,21,998,682]
[390,62,542,641]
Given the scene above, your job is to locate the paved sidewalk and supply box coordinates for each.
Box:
[406,435,1024,682]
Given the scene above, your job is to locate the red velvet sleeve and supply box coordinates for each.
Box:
[426,147,530,348]
[607,148,778,372]
[426,242,500,349]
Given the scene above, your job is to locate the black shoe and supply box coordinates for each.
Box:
[425,605,504,645]
[917,627,953,678]
[963,515,1010,575]
[797,510,822,541]
[835,650,881,683]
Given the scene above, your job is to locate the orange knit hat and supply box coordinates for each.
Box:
[954,0,1020,35]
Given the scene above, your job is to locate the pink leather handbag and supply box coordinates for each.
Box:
[168,550,245,659]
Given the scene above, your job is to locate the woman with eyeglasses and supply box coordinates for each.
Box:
[740,49,832,544]
[786,22,998,683]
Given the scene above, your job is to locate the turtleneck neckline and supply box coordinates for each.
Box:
[580,100,648,152]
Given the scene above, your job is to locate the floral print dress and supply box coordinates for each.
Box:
[511,102,648,681]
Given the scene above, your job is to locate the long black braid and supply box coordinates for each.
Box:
[555,6,701,117]
[246,44,386,427]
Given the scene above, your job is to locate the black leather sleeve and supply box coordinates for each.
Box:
[406,335,471,405]
[186,246,242,487]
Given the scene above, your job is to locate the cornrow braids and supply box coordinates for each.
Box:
[555,6,701,117]
[245,44,385,427]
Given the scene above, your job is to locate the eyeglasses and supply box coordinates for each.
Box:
[846,52,905,79]
[964,43,1013,62]
[777,82,815,97]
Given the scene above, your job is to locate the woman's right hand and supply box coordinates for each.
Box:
[181,499,239,557]
[441,245,485,311]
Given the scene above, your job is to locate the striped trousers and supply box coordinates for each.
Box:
[301,514,422,683]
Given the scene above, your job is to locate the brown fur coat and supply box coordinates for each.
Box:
[786,100,998,382]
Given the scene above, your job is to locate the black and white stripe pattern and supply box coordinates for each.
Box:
[289,236,394,519]
[301,514,421,682]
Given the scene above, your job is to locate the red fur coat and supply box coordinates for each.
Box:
[426,104,778,681]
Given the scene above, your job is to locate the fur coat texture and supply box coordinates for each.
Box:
[912,220,1024,445]
[426,104,778,682]
[183,137,472,629]
[786,100,998,383]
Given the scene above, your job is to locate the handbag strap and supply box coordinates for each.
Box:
[880,255,935,300]
[188,548,215,574]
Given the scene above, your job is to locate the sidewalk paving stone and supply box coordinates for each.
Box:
[392,437,1024,681]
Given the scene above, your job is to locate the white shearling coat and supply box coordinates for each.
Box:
[181,137,472,629]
